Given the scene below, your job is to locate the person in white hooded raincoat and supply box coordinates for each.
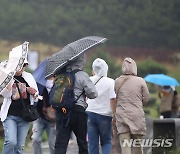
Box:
[86,58,116,154]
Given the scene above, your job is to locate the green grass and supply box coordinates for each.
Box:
[42,130,48,142]
[145,106,159,118]
[144,92,161,118]
[0,137,4,153]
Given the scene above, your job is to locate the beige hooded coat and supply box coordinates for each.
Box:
[115,57,149,135]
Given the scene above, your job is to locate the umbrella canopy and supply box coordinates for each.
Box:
[0,41,29,72]
[0,42,29,93]
[45,36,107,78]
[144,74,179,86]
[9,41,29,71]
[0,69,15,93]
[32,59,47,95]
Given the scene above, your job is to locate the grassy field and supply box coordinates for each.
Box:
[0,39,180,152]
[0,139,3,152]
[0,39,60,62]
[0,39,180,114]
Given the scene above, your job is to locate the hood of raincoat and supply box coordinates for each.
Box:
[92,58,108,77]
[66,53,86,71]
[122,57,137,76]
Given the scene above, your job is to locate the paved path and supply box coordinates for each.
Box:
[25,140,78,154]
[24,117,154,154]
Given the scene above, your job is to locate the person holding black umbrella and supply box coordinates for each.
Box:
[54,53,98,154]
[43,36,105,154]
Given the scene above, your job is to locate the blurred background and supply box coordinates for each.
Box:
[0,0,180,153]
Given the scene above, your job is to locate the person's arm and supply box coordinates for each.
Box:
[111,98,117,126]
[25,72,39,102]
[109,80,117,116]
[110,98,117,117]
[142,80,150,105]
[83,73,98,99]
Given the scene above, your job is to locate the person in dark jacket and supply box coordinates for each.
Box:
[31,79,56,154]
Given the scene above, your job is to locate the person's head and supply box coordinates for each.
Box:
[92,58,108,77]
[159,85,173,96]
[15,60,28,76]
[122,57,137,76]
[162,86,171,90]
[66,53,86,71]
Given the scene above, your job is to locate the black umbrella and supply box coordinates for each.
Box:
[45,36,107,78]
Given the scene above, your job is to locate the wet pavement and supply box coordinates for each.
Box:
[23,117,154,154]
[25,140,78,154]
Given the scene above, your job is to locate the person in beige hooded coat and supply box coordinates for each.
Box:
[114,57,149,154]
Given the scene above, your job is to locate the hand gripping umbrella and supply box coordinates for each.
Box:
[0,42,29,93]
[45,36,107,79]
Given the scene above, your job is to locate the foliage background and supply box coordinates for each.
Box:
[0,0,179,48]
[0,0,180,152]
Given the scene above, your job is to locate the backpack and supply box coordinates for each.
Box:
[50,70,80,115]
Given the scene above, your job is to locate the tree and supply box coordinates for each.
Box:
[137,59,168,78]
[0,0,179,48]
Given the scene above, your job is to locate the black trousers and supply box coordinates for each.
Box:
[161,111,172,118]
[54,105,88,154]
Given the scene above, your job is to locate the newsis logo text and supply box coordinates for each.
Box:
[122,139,173,148]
